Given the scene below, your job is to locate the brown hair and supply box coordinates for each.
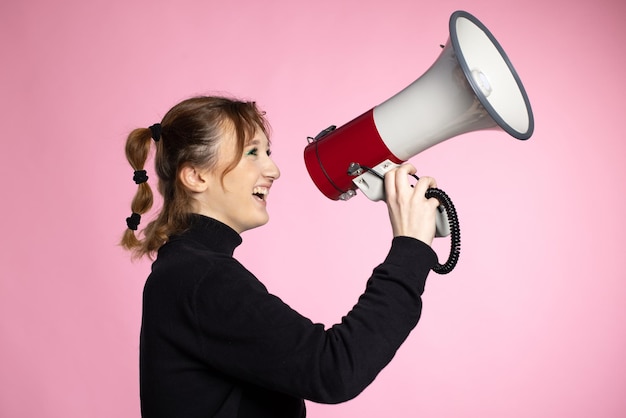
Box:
[120,96,270,259]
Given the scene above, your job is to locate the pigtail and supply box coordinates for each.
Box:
[120,125,159,256]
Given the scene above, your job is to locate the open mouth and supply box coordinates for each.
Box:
[252,186,268,201]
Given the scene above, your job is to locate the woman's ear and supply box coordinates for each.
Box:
[179,165,210,193]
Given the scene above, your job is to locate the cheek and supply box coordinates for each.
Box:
[221,170,255,196]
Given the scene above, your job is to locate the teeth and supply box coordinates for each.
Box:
[253,187,269,198]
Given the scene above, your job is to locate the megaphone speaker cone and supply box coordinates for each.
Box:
[450,10,534,140]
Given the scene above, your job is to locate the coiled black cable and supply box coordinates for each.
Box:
[348,163,461,275]
[424,185,461,274]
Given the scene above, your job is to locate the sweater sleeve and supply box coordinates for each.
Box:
[190,236,437,404]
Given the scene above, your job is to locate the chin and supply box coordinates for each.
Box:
[256,216,270,229]
[242,216,270,233]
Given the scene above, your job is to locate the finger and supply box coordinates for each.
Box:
[411,177,438,204]
[383,164,408,198]
[391,164,417,196]
[383,167,399,202]
[395,163,417,176]
[413,176,437,193]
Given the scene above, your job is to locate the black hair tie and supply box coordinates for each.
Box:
[149,123,161,142]
[126,212,141,230]
[133,170,148,184]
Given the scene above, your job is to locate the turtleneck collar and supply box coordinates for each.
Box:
[176,214,243,256]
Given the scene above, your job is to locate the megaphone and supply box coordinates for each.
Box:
[304,10,534,273]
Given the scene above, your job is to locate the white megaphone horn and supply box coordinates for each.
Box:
[304,10,534,203]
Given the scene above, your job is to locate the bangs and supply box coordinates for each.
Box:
[219,101,272,180]
[236,102,271,145]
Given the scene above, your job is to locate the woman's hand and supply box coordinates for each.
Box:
[384,163,440,246]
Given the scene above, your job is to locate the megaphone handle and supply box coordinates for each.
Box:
[386,168,462,274]
[348,163,461,274]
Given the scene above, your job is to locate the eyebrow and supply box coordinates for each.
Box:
[247,138,270,147]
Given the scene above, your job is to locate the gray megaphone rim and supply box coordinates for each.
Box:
[449,10,534,140]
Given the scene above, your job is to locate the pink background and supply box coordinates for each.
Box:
[1,0,625,417]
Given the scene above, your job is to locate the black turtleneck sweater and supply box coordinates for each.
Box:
[140,215,437,417]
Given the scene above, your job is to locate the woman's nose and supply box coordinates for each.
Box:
[264,156,280,180]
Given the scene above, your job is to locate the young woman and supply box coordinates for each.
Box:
[121,96,440,417]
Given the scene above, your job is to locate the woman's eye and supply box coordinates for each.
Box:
[266,149,272,157]
[246,148,258,156]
